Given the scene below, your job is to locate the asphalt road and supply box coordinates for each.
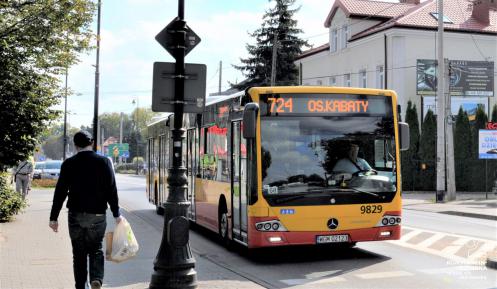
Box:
[115,174,497,289]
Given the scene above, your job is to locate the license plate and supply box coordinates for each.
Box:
[316,234,349,244]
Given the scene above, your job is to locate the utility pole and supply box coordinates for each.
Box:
[218,61,222,94]
[435,0,446,202]
[270,32,278,86]
[149,1,197,287]
[445,59,456,201]
[63,64,68,160]
[92,0,102,152]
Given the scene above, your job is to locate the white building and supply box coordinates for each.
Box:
[295,0,497,121]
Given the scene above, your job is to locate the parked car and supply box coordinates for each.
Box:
[33,161,45,179]
[41,160,63,179]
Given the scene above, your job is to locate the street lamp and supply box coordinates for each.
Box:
[92,0,102,152]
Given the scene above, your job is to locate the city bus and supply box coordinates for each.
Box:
[146,86,409,248]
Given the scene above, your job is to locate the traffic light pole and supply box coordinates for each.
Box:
[149,1,197,288]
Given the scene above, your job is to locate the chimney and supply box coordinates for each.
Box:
[472,0,496,25]
[399,0,420,4]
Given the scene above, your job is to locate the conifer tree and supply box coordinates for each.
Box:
[233,0,309,88]
[418,110,437,191]
[401,101,420,191]
[471,106,488,192]
[454,107,472,191]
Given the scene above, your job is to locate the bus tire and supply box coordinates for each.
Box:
[155,181,164,215]
[218,200,231,248]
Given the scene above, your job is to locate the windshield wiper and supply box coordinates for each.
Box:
[308,187,383,199]
[348,187,384,198]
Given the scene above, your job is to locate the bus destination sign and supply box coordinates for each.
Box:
[260,94,390,116]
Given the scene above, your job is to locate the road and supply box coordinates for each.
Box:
[115,174,497,289]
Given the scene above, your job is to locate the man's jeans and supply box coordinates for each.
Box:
[68,212,107,289]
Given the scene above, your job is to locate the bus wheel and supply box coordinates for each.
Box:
[218,205,231,248]
[156,204,164,215]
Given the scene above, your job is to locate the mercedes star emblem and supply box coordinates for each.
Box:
[327,218,339,230]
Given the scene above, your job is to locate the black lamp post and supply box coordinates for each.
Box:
[149,1,197,288]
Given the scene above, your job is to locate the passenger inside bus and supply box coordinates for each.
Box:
[332,143,376,175]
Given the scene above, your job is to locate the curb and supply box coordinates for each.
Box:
[439,211,497,221]
[486,256,497,270]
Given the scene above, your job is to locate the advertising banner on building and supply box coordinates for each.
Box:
[422,96,487,120]
[479,130,497,159]
[417,59,494,96]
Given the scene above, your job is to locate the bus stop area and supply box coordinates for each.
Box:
[0,189,495,289]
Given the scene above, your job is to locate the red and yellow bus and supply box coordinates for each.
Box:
[146,86,409,248]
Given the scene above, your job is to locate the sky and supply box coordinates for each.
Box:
[61,0,333,128]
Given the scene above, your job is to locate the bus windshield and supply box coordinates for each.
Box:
[260,114,397,203]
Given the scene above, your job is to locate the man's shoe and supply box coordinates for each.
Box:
[90,280,102,289]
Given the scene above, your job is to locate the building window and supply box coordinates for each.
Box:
[341,25,349,49]
[316,79,323,86]
[376,65,384,89]
[330,28,338,52]
[329,76,336,86]
[344,74,351,87]
[359,70,367,88]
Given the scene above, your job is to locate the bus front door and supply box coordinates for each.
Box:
[232,121,248,244]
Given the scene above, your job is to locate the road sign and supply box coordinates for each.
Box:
[122,151,129,158]
[152,62,206,113]
[107,143,129,157]
[155,18,201,58]
[479,130,497,159]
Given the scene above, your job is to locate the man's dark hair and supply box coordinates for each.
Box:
[73,130,93,148]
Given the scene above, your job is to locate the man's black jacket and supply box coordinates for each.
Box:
[50,150,120,221]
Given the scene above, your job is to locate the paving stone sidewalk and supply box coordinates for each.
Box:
[0,189,263,289]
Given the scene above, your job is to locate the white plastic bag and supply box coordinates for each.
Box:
[109,217,139,263]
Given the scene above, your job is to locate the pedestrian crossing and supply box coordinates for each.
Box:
[279,226,497,287]
[389,225,497,265]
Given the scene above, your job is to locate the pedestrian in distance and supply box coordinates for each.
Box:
[13,157,34,200]
[49,130,123,289]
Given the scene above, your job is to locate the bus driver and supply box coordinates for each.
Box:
[332,143,374,175]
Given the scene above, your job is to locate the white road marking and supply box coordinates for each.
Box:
[356,270,414,279]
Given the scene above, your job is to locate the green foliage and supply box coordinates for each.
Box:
[0,172,26,222]
[471,106,489,192]
[233,0,309,88]
[418,110,437,191]
[454,107,472,191]
[400,101,420,191]
[0,0,95,169]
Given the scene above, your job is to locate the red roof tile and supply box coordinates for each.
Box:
[350,0,497,40]
[295,43,330,60]
[325,0,416,27]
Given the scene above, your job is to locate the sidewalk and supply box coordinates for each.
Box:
[402,191,497,221]
[0,189,263,289]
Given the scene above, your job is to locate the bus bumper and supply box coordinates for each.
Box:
[247,222,401,248]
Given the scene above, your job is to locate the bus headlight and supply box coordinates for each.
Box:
[255,220,288,232]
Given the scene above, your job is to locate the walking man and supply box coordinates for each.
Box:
[49,131,122,289]
[14,158,34,199]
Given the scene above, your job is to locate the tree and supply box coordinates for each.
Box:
[401,101,420,191]
[233,0,309,88]
[0,1,95,170]
[418,110,437,191]
[454,107,472,191]
[470,106,489,192]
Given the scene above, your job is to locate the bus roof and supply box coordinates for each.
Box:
[206,91,245,106]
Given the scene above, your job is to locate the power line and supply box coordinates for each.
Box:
[302,65,417,81]
[454,0,489,61]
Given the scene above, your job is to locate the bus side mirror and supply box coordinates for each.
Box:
[399,122,409,151]
[243,102,259,139]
